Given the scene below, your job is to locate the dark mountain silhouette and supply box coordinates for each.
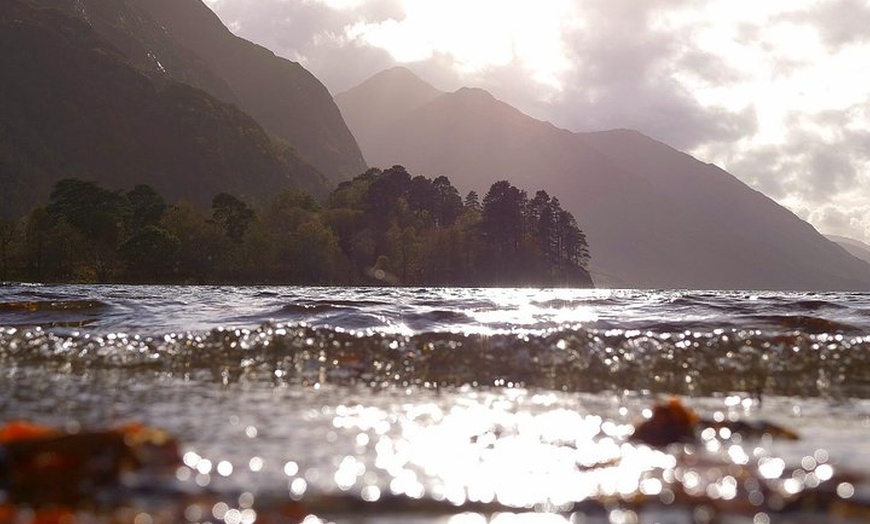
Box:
[0,0,326,217]
[336,68,870,290]
[35,0,238,103]
[35,0,366,184]
[31,0,365,185]
[131,0,366,184]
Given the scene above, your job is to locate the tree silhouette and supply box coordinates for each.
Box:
[47,179,127,281]
[6,172,592,286]
[119,225,180,280]
[365,165,411,227]
[433,175,463,227]
[211,192,255,241]
[482,181,525,252]
[0,218,17,281]
[464,191,481,211]
[47,179,125,246]
[126,184,167,232]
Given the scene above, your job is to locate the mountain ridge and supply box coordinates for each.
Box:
[336,67,870,290]
[828,235,870,265]
[135,0,366,184]
[0,0,327,215]
[34,0,366,185]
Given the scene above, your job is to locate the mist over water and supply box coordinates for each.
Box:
[2,284,870,522]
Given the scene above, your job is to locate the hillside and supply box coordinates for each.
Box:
[133,0,366,184]
[0,0,326,216]
[336,68,870,290]
[33,0,366,185]
[828,235,870,265]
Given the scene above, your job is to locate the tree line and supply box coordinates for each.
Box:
[0,166,591,286]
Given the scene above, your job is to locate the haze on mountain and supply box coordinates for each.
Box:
[1,0,364,217]
[828,235,870,266]
[336,67,870,291]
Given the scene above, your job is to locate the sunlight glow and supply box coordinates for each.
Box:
[345,0,576,90]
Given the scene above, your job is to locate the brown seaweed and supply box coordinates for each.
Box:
[0,421,180,506]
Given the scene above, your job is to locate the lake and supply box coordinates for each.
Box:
[1,284,869,523]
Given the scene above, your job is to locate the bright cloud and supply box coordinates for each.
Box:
[205,0,870,243]
[345,0,576,90]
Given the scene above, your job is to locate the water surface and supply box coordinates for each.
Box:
[1,284,869,523]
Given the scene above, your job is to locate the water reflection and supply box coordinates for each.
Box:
[1,372,868,522]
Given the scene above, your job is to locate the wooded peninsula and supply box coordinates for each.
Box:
[0,166,592,287]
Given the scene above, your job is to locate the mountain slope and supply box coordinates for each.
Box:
[35,0,239,103]
[336,68,870,290]
[0,0,325,216]
[828,235,870,265]
[131,0,366,184]
[34,0,366,185]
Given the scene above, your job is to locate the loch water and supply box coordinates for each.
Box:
[1,284,870,523]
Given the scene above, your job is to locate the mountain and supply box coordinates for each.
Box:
[828,235,870,264]
[131,0,366,184]
[31,0,366,185]
[336,68,870,290]
[0,0,326,216]
[337,66,443,159]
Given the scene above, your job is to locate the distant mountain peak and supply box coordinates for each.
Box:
[445,86,502,108]
[369,66,440,88]
[453,86,494,98]
[335,67,445,163]
[340,66,443,101]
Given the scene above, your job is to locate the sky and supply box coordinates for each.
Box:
[203,0,870,243]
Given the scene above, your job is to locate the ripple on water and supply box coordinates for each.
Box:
[2,325,869,397]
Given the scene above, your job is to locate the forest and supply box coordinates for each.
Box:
[0,166,592,287]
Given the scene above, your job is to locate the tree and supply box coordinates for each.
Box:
[386,222,421,284]
[119,225,180,280]
[23,207,51,281]
[0,218,17,281]
[482,181,526,255]
[527,190,556,264]
[364,165,411,227]
[432,176,463,227]
[7,166,591,286]
[287,219,347,283]
[211,192,255,241]
[464,191,481,212]
[126,184,167,232]
[161,199,224,282]
[46,179,127,281]
[554,208,590,270]
[407,175,436,221]
[47,179,125,242]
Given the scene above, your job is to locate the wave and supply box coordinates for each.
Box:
[2,324,868,398]
[0,299,109,312]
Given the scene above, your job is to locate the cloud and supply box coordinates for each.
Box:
[544,0,758,149]
[785,0,870,48]
[700,101,870,240]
